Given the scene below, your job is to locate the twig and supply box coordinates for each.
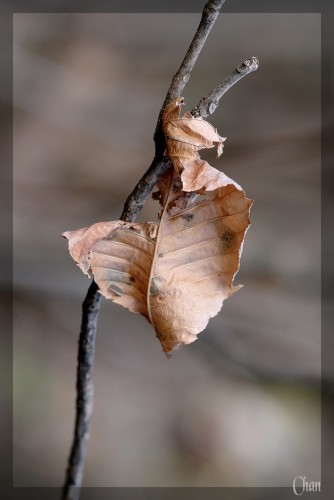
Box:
[62,2,225,498]
[191,56,259,118]
[62,280,101,500]
[154,0,226,145]
[120,155,171,223]
[62,3,259,498]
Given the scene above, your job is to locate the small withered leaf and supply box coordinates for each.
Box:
[162,97,229,192]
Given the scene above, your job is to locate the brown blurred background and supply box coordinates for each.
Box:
[13,13,323,487]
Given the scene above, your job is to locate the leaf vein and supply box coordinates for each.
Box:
[153,251,239,278]
[161,208,249,237]
[93,266,148,289]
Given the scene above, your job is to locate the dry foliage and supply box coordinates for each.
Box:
[63,98,252,353]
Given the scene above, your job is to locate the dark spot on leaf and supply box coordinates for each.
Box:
[129,276,135,283]
[158,252,163,258]
[181,213,194,222]
[221,231,234,249]
[172,179,182,192]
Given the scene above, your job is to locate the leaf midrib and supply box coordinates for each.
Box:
[146,172,174,328]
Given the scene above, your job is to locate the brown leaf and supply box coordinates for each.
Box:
[63,167,252,353]
[162,97,228,191]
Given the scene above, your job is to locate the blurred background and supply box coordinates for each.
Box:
[13,12,323,487]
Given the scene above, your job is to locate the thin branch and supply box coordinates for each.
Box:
[62,280,101,500]
[154,0,226,145]
[62,3,259,499]
[191,56,259,118]
[165,0,225,102]
[120,155,171,223]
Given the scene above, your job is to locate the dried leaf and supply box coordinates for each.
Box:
[162,97,230,191]
[63,167,252,353]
